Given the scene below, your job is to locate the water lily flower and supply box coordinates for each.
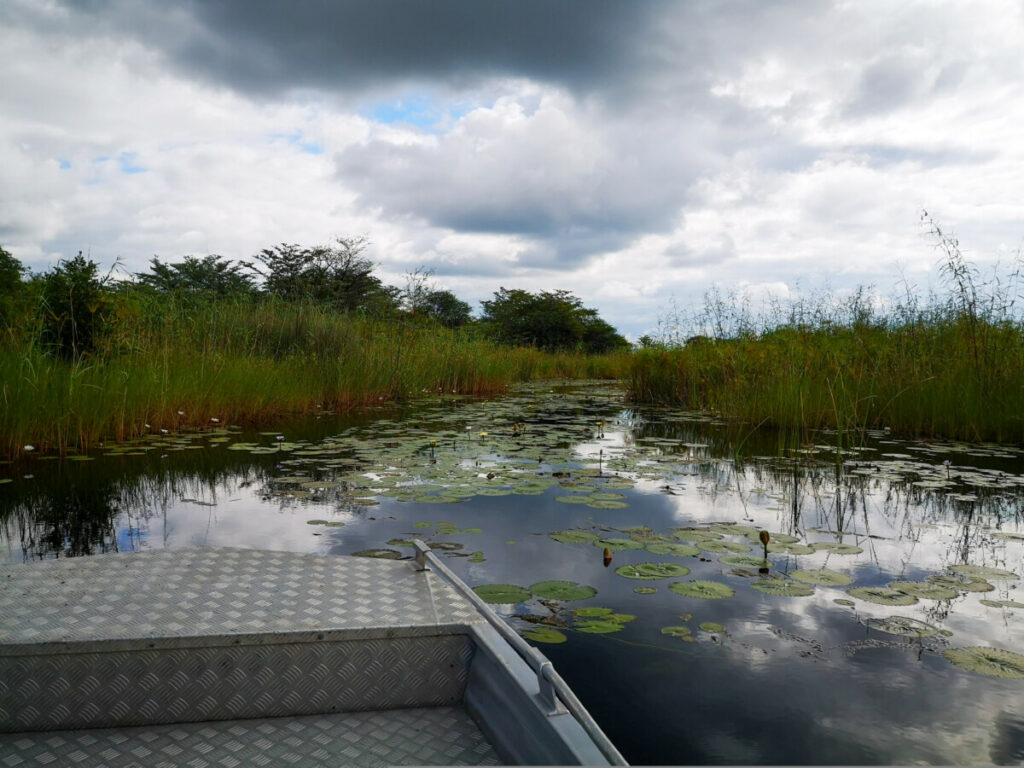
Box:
[24,445,35,452]
[276,435,285,442]
[210,417,220,423]
[160,429,169,434]
[144,423,151,429]
[177,410,185,416]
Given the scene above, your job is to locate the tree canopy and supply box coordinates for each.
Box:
[480,288,628,353]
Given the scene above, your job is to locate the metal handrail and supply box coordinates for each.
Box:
[413,540,627,766]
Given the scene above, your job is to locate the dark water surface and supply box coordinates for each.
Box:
[3,381,1024,765]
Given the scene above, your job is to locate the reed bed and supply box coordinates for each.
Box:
[630,310,1024,444]
[0,296,629,458]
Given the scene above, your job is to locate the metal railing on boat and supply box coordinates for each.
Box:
[413,539,628,766]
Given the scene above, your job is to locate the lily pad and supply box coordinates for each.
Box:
[615,562,691,580]
[791,569,853,587]
[586,499,630,509]
[751,579,815,596]
[866,616,942,637]
[888,581,959,600]
[594,538,645,552]
[352,549,402,560]
[530,580,598,601]
[645,542,701,557]
[669,580,736,599]
[848,587,919,606]
[549,530,599,544]
[522,627,568,644]
[634,587,657,594]
[473,584,532,604]
[661,625,692,638]
[699,622,725,633]
[576,620,625,634]
[943,647,1024,678]
[811,543,864,555]
[929,575,995,593]
[948,564,1019,580]
[720,554,772,569]
[573,606,614,618]
[980,599,1024,609]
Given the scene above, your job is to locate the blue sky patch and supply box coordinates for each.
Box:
[58,158,71,170]
[366,94,474,132]
[119,152,146,174]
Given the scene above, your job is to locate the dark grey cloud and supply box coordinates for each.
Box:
[47,0,677,98]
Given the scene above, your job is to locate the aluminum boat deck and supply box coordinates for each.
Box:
[0,546,625,766]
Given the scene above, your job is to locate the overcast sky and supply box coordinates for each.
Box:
[2,0,1023,338]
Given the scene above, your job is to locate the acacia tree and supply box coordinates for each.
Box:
[250,237,395,313]
[136,254,255,296]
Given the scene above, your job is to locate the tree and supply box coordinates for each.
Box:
[0,246,25,328]
[250,237,395,313]
[39,252,110,359]
[421,289,472,328]
[136,254,254,296]
[480,288,627,353]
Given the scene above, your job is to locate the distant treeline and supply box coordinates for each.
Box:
[0,237,628,361]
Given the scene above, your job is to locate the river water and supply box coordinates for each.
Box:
[2,380,1023,764]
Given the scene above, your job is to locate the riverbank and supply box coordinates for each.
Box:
[0,299,628,459]
[629,315,1024,444]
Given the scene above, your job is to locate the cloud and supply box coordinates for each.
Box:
[2,0,1023,340]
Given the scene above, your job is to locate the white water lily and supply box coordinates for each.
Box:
[23,445,35,452]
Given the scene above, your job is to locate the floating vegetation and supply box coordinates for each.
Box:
[586,499,630,509]
[473,584,532,604]
[351,549,402,559]
[644,542,701,557]
[943,647,1024,678]
[306,519,329,525]
[947,564,1019,580]
[574,606,614,618]
[791,569,853,587]
[522,626,568,644]
[529,580,598,601]
[594,538,645,552]
[810,543,864,555]
[866,616,942,637]
[699,622,725,633]
[751,579,815,597]
[929,575,995,593]
[634,587,657,594]
[834,599,855,607]
[719,554,772,569]
[847,587,919,606]
[887,581,959,600]
[615,562,691,580]
[980,599,1024,609]
[549,530,599,544]
[661,625,692,638]
[669,581,736,599]
[387,539,416,547]
[576,620,625,634]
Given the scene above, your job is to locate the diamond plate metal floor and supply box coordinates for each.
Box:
[0,547,483,648]
[0,706,502,767]
[0,549,486,733]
